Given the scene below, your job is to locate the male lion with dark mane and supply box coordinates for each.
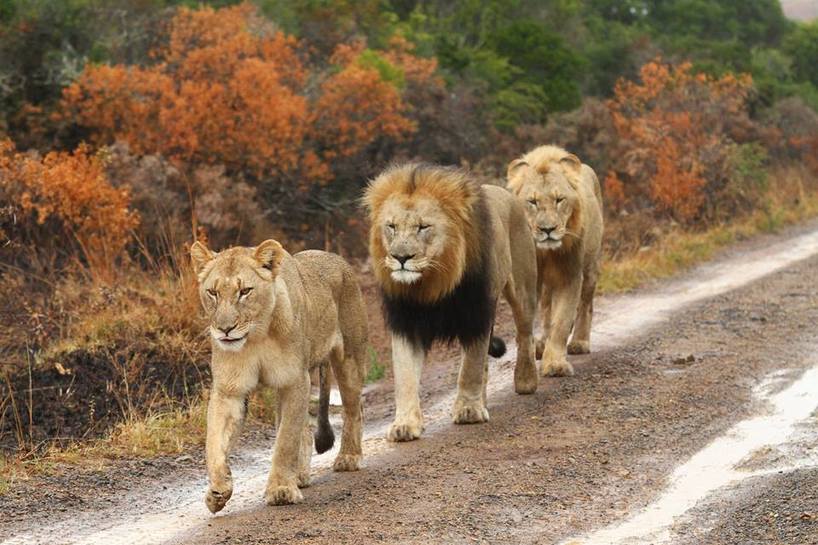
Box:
[506,145,604,377]
[190,239,366,512]
[364,163,538,442]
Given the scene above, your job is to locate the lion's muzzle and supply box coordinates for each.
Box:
[210,325,249,351]
[386,252,423,284]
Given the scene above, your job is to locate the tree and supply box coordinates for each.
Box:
[490,20,585,115]
[785,21,818,88]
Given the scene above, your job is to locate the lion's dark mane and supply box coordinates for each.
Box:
[380,192,495,352]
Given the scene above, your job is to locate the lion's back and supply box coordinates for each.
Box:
[481,184,537,293]
[294,250,352,290]
[577,165,604,260]
[294,250,368,352]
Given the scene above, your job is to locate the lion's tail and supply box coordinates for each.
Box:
[488,336,507,358]
[314,362,335,454]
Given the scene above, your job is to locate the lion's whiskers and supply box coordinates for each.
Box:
[425,260,449,274]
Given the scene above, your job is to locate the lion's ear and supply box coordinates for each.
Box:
[506,159,531,194]
[254,239,285,276]
[559,154,582,175]
[506,159,529,180]
[190,241,214,275]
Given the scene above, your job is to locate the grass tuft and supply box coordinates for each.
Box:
[365,345,386,383]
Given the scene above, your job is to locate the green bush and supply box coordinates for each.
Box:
[785,21,818,87]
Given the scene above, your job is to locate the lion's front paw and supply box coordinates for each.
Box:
[265,482,303,506]
[333,453,361,472]
[542,355,574,377]
[387,418,423,442]
[452,400,489,425]
[205,485,233,514]
[567,339,590,355]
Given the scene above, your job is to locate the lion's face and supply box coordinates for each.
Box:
[375,194,455,284]
[508,157,581,252]
[365,163,481,304]
[190,240,283,352]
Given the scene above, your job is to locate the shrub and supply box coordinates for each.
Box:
[0,138,138,279]
[784,21,818,89]
[762,96,818,172]
[604,59,760,223]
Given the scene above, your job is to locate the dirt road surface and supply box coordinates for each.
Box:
[3,223,818,545]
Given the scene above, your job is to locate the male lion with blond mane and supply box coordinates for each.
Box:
[506,145,604,377]
[364,163,538,442]
[190,239,366,513]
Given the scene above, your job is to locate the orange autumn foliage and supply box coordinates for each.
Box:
[603,171,627,210]
[60,3,417,182]
[652,138,706,220]
[315,44,415,160]
[791,136,818,175]
[606,59,754,222]
[382,35,440,87]
[0,138,139,278]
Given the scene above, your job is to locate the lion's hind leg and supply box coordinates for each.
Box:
[330,344,364,471]
[503,280,537,395]
[568,264,597,355]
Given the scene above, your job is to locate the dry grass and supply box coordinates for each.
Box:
[0,255,212,487]
[0,402,207,492]
[599,167,818,293]
[104,402,207,457]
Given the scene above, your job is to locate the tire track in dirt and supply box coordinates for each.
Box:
[562,363,818,544]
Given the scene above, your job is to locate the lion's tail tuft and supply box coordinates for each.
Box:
[488,336,507,358]
[314,362,335,454]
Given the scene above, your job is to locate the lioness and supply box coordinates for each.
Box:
[364,163,538,442]
[190,239,366,513]
[506,145,604,376]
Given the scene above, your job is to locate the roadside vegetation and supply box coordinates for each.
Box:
[2,0,818,488]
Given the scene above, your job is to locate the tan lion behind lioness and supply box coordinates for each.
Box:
[507,145,604,377]
[190,240,367,513]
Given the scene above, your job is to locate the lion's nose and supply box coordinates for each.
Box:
[218,324,236,335]
[391,253,415,266]
[539,225,556,235]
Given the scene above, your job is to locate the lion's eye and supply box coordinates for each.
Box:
[527,198,537,206]
[385,223,396,232]
[417,224,430,233]
[239,287,253,297]
[556,197,565,204]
